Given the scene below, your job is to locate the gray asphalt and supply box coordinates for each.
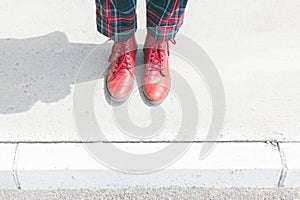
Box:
[1,187,300,200]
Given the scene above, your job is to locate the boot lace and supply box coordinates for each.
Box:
[108,41,132,77]
[148,39,176,76]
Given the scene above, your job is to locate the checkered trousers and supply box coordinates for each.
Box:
[95,0,188,41]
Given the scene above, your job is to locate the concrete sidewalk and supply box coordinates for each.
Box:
[0,0,300,190]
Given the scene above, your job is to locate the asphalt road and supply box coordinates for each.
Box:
[1,187,300,200]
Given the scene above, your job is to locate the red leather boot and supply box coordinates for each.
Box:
[143,34,173,105]
[106,35,137,102]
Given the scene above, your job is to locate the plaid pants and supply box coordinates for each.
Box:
[95,0,188,41]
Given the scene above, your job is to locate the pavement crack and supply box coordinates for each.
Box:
[12,143,21,189]
[277,143,288,187]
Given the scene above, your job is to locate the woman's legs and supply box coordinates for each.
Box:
[96,0,188,102]
[95,0,188,41]
[96,0,138,101]
[142,0,188,104]
[95,0,137,41]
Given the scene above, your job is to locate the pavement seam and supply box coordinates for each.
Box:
[2,140,300,144]
[12,143,21,189]
[277,143,288,187]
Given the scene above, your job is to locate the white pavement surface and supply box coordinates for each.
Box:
[0,145,16,189]
[1,143,283,189]
[0,0,300,189]
[0,0,300,142]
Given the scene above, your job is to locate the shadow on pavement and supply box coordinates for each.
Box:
[0,31,107,114]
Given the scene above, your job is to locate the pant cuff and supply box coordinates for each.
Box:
[96,9,137,41]
[146,16,184,41]
[97,24,137,42]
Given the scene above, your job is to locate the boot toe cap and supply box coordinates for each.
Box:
[107,80,133,101]
[143,84,169,103]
